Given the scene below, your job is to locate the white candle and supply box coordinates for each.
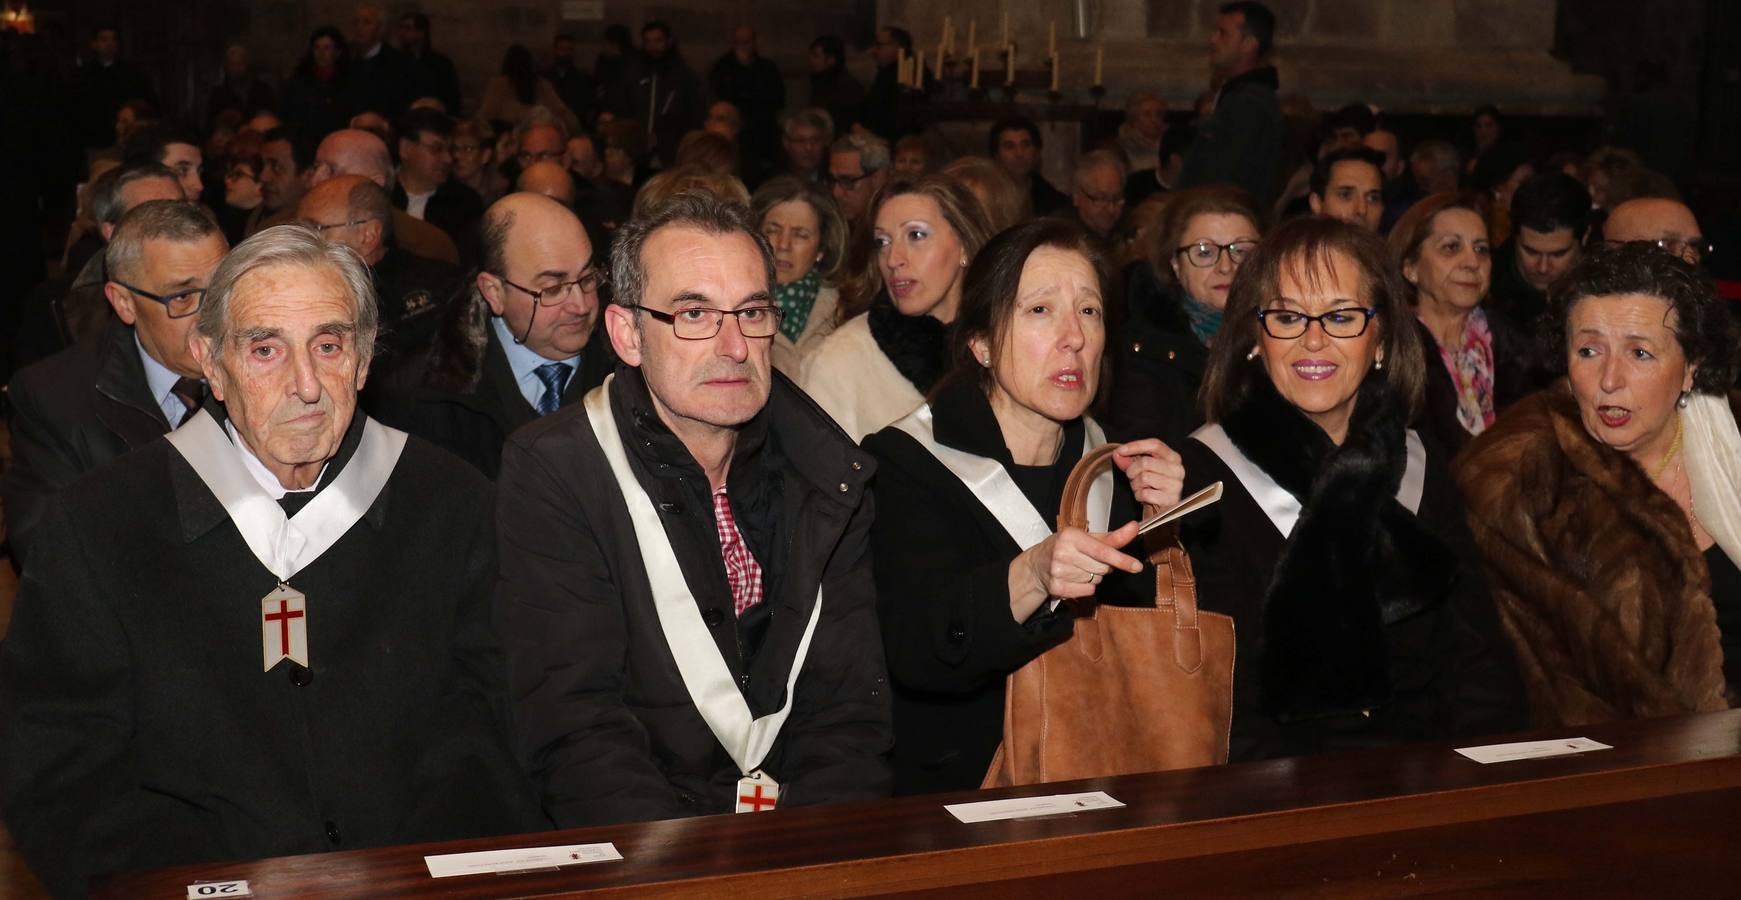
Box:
[1050,52,1059,92]
[1048,21,1056,57]
[897,47,907,86]
[915,49,925,87]
[1094,46,1104,86]
[971,47,980,89]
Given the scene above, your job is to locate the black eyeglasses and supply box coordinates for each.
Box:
[1256,307,1377,339]
[630,304,783,340]
[1176,239,1258,268]
[1604,238,1714,267]
[112,278,205,318]
[498,268,608,307]
[831,170,875,189]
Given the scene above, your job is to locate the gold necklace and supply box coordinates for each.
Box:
[1650,415,1685,482]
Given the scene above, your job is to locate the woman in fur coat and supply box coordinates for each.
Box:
[1176,216,1526,762]
[1456,245,1740,726]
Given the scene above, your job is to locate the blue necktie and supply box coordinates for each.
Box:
[533,361,574,416]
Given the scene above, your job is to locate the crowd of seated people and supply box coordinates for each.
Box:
[0,2,1734,896]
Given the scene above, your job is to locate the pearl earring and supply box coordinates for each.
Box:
[1678,391,1691,409]
[1245,347,1260,361]
[1374,355,1385,371]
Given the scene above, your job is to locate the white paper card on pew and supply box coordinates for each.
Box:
[1454,737,1612,764]
[186,880,252,898]
[424,843,623,878]
[945,791,1125,823]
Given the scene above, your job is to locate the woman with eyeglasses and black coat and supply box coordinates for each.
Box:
[1172,215,1526,763]
[1108,186,1264,447]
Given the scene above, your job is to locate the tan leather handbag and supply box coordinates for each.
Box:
[982,443,1236,788]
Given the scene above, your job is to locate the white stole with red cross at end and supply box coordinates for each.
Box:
[584,377,822,812]
[165,409,407,671]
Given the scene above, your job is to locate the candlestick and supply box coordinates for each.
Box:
[1050,52,1059,92]
[1005,43,1015,85]
[1094,46,1104,86]
[970,47,980,89]
[1048,21,1056,57]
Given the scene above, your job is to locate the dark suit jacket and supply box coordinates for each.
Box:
[390,179,483,266]
[3,319,171,566]
[0,416,545,897]
[497,366,892,827]
[373,320,613,479]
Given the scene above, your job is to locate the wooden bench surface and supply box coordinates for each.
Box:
[89,710,1741,898]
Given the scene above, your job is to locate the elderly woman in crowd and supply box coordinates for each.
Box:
[800,174,993,440]
[1390,192,1542,452]
[1457,245,1740,724]
[752,175,849,374]
[864,219,1185,794]
[1109,185,1264,446]
[1176,216,1525,762]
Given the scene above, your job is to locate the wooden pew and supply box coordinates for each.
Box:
[92,710,1741,898]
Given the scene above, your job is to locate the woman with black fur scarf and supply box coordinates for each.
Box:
[1175,216,1526,762]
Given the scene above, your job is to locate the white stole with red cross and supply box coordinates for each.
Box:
[584,377,822,811]
[891,403,1113,551]
[166,409,407,671]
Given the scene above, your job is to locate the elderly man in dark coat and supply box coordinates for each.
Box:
[0,224,545,898]
[497,190,892,827]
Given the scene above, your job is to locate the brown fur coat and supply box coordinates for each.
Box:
[1455,383,1731,727]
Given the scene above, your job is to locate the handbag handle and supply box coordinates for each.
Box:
[1056,442,1209,674]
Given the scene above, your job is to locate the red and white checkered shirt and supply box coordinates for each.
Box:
[711,487,764,616]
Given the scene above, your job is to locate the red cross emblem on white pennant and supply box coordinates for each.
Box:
[735,770,780,813]
[261,584,309,671]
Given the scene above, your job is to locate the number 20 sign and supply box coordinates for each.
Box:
[187,880,252,898]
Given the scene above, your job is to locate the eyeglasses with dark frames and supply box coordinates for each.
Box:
[112,278,206,318]
[1175,239,1259,268]
[1255,306,1377,340]
[629,304,783,340]
[830,170,875,189]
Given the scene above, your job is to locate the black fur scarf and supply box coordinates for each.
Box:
[1222,373,1460,721]
[867,295,950,395]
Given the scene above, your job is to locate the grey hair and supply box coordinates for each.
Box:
[610,189,775,312]
[515,111,569,143]
[1073,149,1128,191]
[93,161,180,227]
[105,200,222,285]
[197,224,379,366]
[831,132,890,173]
[782,107,834,142]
